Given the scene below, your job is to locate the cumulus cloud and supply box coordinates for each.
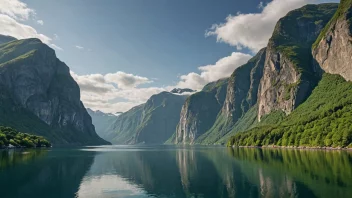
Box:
[0,0,34,20]
[0,0,62,51]
[36,19,43,25]
[71,71,164,113]
[105,72,152,89]
[205,0,333,52]
[176,52,252,90]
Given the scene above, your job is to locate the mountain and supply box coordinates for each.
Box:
[108,91,187,144]
[0,37,109,145]
[228,73,352,148]
[170,88,195,94]
[0,35,16,45]
[194,48,266,144]
[228,1,352,148]
[170,3,337,145]
[257,3,338,120]
[171,78,228,144]
[313,0,352,81]
[86,108,117,141]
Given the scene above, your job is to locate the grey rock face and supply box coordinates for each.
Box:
[192,49,266,144]
[257,4,337,121]
[174,78,228,144]
[0,38,109,145]
[223,48,266,124]
[313,3,352,81]
[257,49,301,120]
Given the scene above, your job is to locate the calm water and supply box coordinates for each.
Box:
[0,146,351,198]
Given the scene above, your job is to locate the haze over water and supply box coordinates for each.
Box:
[0,146,351,198]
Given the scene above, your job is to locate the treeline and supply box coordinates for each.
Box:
[0,126,51,148]
[228,74,352,148]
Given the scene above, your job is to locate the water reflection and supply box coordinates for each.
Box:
[0,146,351,198]
[0,149,95,198]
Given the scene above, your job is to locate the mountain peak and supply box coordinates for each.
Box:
[170,88,195,94]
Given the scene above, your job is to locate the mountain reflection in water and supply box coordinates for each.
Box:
[0,146,351,198]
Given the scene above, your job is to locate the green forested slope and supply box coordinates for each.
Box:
[228,74,352,148]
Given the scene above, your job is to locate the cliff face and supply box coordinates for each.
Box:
[257,4,338,120]
[106,104,144,144]
[109,92,187,144]
[174,78,228,144]
[135,92,187,144]
[313,0,352,81]
[0,38,109,145]
[194,49,266,144]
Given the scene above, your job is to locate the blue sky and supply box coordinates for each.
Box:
[0,0,338,112]
[22,0,267,85]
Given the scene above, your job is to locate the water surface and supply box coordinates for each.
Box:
[0,146,351,198]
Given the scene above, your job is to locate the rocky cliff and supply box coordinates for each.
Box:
[0,37,109,145]
[178,3,338,145]
[173,78,228,144]
[257,3,337,120]
[195,48,266,144]
[313,0,352,81]
[108,91,187,144]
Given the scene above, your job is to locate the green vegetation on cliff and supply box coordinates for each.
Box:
[0,126,51,148]
[312,0,352,49]
[228,74,352,148]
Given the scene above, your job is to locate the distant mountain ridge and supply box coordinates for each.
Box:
[87,108,117,141]
[106,91,187,144]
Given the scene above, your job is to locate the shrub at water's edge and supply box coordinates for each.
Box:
[228,74,352,148]
[0,126,51,148]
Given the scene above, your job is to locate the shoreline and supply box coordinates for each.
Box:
[233,145,352,151]
[0,146,51,150]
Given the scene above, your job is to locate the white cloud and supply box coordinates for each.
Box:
[36,19,43,25]
[205,0,332,52]
[0,0,62,51]
[71,71,164,113]
[0,14,51,43]
[105,72,152,89]
[75,45,84,50]
[49,43,63,51]
[0,0,34,20]
[176,52,252,90]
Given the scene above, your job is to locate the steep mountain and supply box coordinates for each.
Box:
[0,37,109,145]
[174,3,338,145]
[228,1,352,148]
[105,104,144,144]
[194,48,266,144]
[108,91,187,144]
[313,0,352,81]
[257,3,337,120]
[86,108,117,141]
[172,78,228,144]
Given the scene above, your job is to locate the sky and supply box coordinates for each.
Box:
[0,0,339,113]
